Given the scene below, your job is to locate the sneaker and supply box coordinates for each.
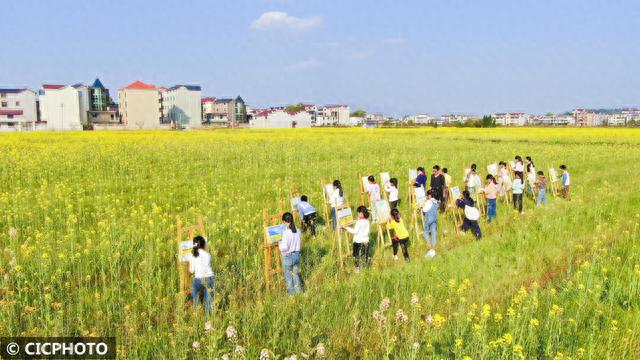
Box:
[354,267,360,274]
[393,255,399,261]
[427,249,436,258]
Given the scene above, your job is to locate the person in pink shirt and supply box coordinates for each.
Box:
[483,174,499,224]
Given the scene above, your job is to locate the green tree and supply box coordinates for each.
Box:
[350,109,367,118]
[285,103,306,113]
[481,115,496,128]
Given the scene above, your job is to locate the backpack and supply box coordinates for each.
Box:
[464,205,480,221]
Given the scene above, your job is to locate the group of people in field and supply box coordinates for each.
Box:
[187,156,572,310]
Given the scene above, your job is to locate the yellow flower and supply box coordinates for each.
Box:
[455,338,463,347]
[530,318,539,327]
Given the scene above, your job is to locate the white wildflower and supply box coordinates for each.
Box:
[226,325,238,341]
[204,321,213,331]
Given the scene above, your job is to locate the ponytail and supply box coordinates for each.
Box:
[282,212,297,233]
[192,235,206,258]
[333,180,343,197]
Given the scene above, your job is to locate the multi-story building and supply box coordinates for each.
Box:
[441,114,473,124]
[405,114,437,125]
[492,112,530,126]
[0,88,37,131]
[201,96,246,126]
[118,81,163,129]
[573,108,595,127]
[162,85,202,129]
[39,84,84,130]
[87,78,119,125]
[532,114,575,126]
[315,105,350,126]
[607,114,626,126]
[251,109,312,128]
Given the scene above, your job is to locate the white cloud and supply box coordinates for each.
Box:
[251,11,322,32]
[287,58,322,71]
[383,37,408,45]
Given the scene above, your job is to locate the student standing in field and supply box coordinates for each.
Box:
[366,176,381,222]
[456,190,482,240]
[514,156,525,180]
[430,165,446,212]
[526,163,537,197]
[190,235,215,314]
[498,161,511,198]
[280,212,303,295]
[414,167,427,189]
[511,173,525,213]
[560,165,571,200]
[535,171,548,207]
[387,208,410,261]
[297,195,317,237]
[343,206,371,273]
[384,178,400,209]
[483,175,499,224]
[465,164,482,196]
[423,189,439,258]
[330,180,345,229]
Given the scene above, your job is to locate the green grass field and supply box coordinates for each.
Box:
[1,128,639,359]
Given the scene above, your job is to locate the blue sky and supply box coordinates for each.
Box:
[1,0,638,116]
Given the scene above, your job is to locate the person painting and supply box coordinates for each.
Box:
[535,171,548,207]
[330,180,345,229]
[455,190,482,240]
[413,167,427,189]
[430,165,446,212]
[387,208,410,261]
[280,212,302,295]
[423,189,438,258]
[514,155,525,180]
[190,235,215,314]
[483,174,499,224]
[511,172,525,213]
[297,195,317,237]
[384,178,400,209]
[343,205,371,273]
[560,164,571,200]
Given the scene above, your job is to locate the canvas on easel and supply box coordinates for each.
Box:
[410,186,426,237]
[407,169,417,204]
[334,203,355,270]
[263,205,284,291]
[487,163,499,177]
[448,186,463,235]
[176,215,207,306]
[359,175,369,204]
[548,167,559,197]
[290,183,302,223]
[320,179,333,225]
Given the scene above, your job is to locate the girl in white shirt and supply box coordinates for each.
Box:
[330,180,345,229]
[280,212,303,295]
[465,164,482,196]
[343,206,371,272]
[384,178,400,209]
[514,155,525,179]
[511,173,525,213]
[190,235,215,314]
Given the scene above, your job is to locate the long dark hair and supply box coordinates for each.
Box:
[333,180,343,197]
[515,155,523,163]
[390,208,401,222]
[526,156,535,167]
[192,235,206,258]
[486,174,497,184]
[390,178,398,187]
[463,190,472,201]
[356,205,370,219]
[282,212,297,233]
[471,163,477,172]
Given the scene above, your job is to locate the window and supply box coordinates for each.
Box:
[0,93,6,98]
[1,102,7,107]
[15,101,20,107]
[7,115,14,119]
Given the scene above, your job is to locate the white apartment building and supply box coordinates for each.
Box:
[406,114,437,125]
[118,81,163,129]
[39,84,84,130]
[493,112,530,126]
[162,85,202,129]
[533,115,575,126]
[0,88,37,131]
[441,114,473,124]
[315,105,350,126]
[251,109,312,128]
[607,114,626,126]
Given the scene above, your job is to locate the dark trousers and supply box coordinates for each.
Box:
[392,238,410,260]
[390,200,399,209]
[441,187,449,212]
[462,219,482,239]
[301,212,317,236]
[562,185,571,200]
[353,242,369,268]
[513,193,523,213]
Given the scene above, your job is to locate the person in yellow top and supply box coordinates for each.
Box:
[387,208,410,261]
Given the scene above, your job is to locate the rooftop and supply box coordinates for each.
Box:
[123,80,156,90]
[91,78,106,89]
[42,84,66,90]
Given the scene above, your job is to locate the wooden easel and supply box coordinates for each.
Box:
[263,205,284,291]
[548,167,559,197]
[379,172,390,201]
[447,187,463,236]
[290,183,301,224]
[410,185,426,236]
[358,175,368,205]
[407,170,416,204]
[320,178,332,225]
[176,216,206,305]
[333,202,354,270]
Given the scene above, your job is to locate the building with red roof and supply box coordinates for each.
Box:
[118,80,163,129]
